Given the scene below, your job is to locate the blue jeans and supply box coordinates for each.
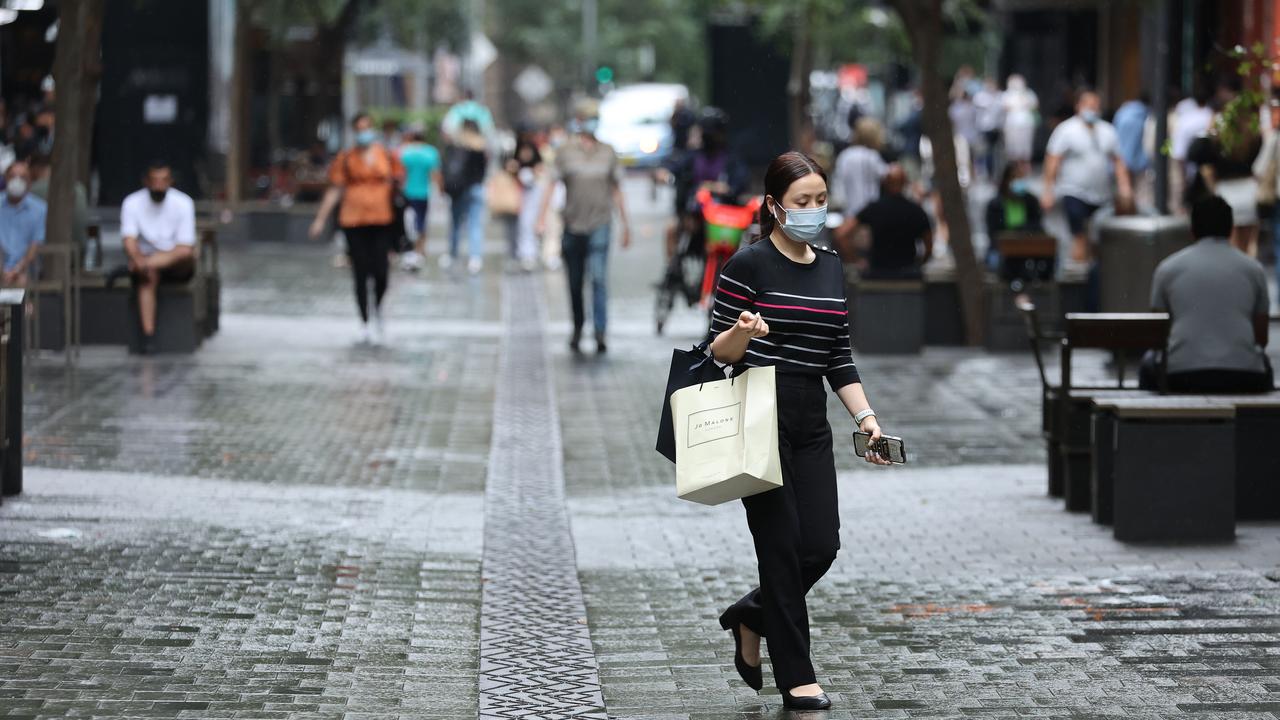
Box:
[562,223,611,336]
[448,184,486,260]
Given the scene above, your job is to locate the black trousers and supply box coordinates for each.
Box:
[726,373,840,690]
[1139,350,1275,393]
[344,225,391,322]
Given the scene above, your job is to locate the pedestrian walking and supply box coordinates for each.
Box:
[535,106,632,354]
[833,117,887,254]
[974,77,1005,179]
[1186,99,1261,255]
[309,111,405,345]
[707,151,892,711]
[1253,100,1280,300]
[1040,90,1133,263]
[441,120,490,274]
[1001,74,1038,164]
[1113,94,1151,208]
[397,125,442,272]
[509,127,546,271]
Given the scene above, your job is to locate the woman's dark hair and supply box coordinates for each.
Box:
[755,151,827,243]
[351,111,371,128]
[997,162,1019,196]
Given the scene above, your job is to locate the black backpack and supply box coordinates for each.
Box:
[443,144,474,196]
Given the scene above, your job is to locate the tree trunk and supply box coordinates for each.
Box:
[787,1,813,152]
[227,0,251,203]
[891,0,985,346]
[48,0,106,279]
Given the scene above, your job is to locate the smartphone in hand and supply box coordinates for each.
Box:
[853,431,907,464]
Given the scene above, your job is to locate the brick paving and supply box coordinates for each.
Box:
[0,178,1278,719]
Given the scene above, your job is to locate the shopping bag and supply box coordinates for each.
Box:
[656,342,732,463]
[670,365,782,505]
[486,171,523,216]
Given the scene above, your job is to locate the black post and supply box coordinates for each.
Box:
[2,299,23,497]
[1153,0,1171,214]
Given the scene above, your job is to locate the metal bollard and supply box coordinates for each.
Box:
[0,292,23,497]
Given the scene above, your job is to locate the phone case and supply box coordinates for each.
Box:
[853,431,907,463]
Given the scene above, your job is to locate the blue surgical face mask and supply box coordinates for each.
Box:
[773,203,828,243]
[1081,110,1100,124]
[1010,178,1030,195]
[355,129,377,147]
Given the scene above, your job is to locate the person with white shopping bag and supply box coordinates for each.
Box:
[705,151,892,711]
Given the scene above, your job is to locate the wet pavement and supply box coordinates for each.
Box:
[1,177,1278,719]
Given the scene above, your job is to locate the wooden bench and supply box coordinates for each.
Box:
[1020,305,1169,503]
[849,278,924,354]
[1056,313,1170,512]
[1091,396,1236,542]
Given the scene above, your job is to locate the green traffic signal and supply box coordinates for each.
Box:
[595,66,614,84]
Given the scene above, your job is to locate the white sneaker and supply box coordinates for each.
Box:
[520,257,539,273]
[439,253,455,269]
[544,256,562,271]
[400,251,423,272]
[468,257,483,275]
[372,313,385,345]
[358,322,372,345]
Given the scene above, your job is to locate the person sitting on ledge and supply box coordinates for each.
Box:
[1140,194,1273,393]
[107,160,196,355]
[848,164,933,280]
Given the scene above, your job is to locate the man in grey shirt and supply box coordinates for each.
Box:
[1140,195,1272,393]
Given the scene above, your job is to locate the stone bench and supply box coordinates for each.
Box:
[849,278,925,354]
[34,228,220,354]
[1090,396,1238,543]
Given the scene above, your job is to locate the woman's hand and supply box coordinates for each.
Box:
[858,416,892,466]
[308,217,326,241]
[735,311,769,338]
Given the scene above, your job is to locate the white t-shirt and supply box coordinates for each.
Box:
[834,145,887,216]
[1045,116,1120,206]
[1171,98,1212,162]
[120,188,196,255]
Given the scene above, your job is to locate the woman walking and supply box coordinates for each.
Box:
[707,151,892,710]
[310,111,405,344]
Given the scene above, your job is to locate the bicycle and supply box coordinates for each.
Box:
[654,188,761,335]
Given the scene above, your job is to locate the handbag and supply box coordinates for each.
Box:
[670,365,782,505]
[487,171,523,216]
[656,341,734,463]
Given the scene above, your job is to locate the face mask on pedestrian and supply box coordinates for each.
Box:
[149,188,167,204]
[355,129,377,147]
[1080,109,1100,124]
[1010,178,1030,195]
[5,177,27,201]
[771,201,828,243]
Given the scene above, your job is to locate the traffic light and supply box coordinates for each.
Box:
[595,66,614,84]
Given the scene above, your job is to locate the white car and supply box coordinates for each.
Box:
[596,83,689,168]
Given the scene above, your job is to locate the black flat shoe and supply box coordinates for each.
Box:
[718,609,762,691]
[781,689,832,711]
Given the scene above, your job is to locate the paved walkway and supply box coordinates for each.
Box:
[1,178,1278,719]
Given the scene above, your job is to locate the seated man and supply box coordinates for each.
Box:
[114,160,196,355]
[1140,195,1273,393]
[851,165,933,279]
[0,161,47,287]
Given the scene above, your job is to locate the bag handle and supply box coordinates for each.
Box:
[691,340,747,391]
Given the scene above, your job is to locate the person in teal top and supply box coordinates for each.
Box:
[442,90,495,141]
[398,127,442,271]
